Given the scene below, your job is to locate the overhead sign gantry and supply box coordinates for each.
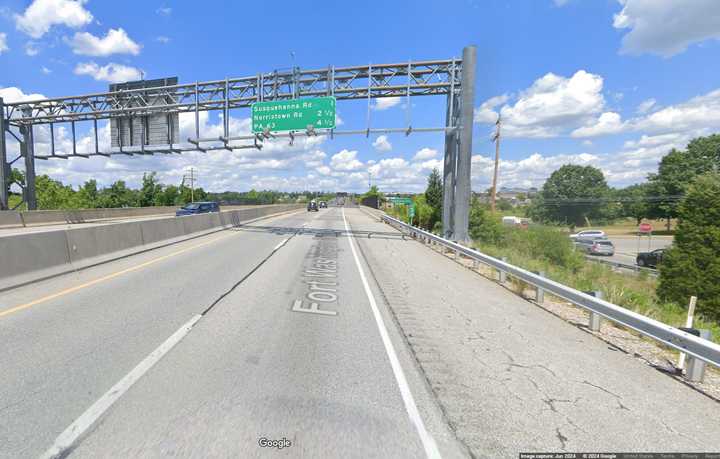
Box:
[0,45,476,241]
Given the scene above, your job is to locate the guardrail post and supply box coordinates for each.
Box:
[587,290,603,331]
[472,259,479,270]
[499,257,507,283]
[685,329,711,383]
[454,248,459,260]
[536,271,545,304]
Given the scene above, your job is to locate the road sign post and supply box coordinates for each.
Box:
[252,97,336,133]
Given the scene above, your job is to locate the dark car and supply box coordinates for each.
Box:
[175,202,220,216]
[307,201,319,212]
[319,201,327,208]
[636,248,664,268]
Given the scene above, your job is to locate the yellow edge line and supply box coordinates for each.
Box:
[0,231,236,319]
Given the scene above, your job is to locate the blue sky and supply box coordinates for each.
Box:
[1,0,720,193]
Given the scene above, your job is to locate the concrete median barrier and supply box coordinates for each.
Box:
[0,204,303,291]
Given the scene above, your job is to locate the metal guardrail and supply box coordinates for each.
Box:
[381,214,720,371]
[584,256,659,276]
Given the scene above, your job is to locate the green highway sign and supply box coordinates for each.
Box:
[252,96,336,133]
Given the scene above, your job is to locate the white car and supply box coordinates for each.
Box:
[569,229,606,240]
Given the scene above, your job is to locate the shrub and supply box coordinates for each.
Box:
[658,173,720,320]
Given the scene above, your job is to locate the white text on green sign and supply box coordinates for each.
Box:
[252,97,336,133]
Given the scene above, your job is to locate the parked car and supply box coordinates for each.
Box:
[319,201,327,208]
[636,248,664,268]
[575,237,615,255]
[569,229,606,240]
[307,201,319,212]
[175,201,220,216]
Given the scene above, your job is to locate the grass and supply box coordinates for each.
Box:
[472,236,720,343]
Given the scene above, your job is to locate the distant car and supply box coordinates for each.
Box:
[569,229,606,240]
[175,201,219,216]
[575,237,615,256]
[307,201,319,212]
[637,248,664,268]
[319,201,327,208]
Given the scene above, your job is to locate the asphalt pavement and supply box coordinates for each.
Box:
[0,207,464,458]
[0,207,716,458]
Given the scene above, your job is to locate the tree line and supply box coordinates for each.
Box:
[6,171,313,210]
[527,134,720,229]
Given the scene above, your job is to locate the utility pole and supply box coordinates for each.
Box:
[490,114,501,213]
[181,167,196,203]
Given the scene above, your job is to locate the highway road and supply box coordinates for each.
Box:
[603,235,673,266]
[0,207,717,458]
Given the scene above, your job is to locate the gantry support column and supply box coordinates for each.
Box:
[442,45,476,242]
[21,107,37,210]
[452,45,477,243]
[0,98,8,210]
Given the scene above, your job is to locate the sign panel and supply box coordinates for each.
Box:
[110,78,180,148]
[639,223,652,233]
[252,97,336,133]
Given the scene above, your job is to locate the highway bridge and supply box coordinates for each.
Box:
[1,205,719,458]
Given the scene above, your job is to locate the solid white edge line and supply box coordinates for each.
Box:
[341,207,441,459]
[40,314,203,459]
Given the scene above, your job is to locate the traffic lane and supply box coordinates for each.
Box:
[605,235,672,266]
[345,210,719,454]
[0,209,315,458]
[70,207,464,458]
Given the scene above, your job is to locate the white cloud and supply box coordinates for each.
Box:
[156,36,170,44]
[571,112,625,137]
[476,71,607,138]
[41,66,52,74]
[636,98,657,114]
[613,0,720,57]
[473,94,507,123]
[24,41,39,56]
[156,7,172,16]
[67,28,141,56]
[0,32,8,54]
[15,0,93,39]
[372,97,402,111]
[412,147,437,161]
[74,62,142,83]
[372,135,392,152]
[582,140,593,147]
[0,86,46,103]
[631,88,720,134]
[330,149,364,171]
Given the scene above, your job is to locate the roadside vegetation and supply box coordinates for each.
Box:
[5,171,325,210]
[378,133,720,338]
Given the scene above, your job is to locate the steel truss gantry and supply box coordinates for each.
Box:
[0,45,476,241]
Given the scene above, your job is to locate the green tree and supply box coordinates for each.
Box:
[413,194,435,230]
[35,175,80,209]
[647,134,720,229]
[538,164,610,228]
[157,185,181,206]
[657,173,720,320]
[98,180,137,208]
[139,172,162,207]
[77,180,99,208]
[424,168,443,230]
[618,183,650,225]
[468,198,504,245]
